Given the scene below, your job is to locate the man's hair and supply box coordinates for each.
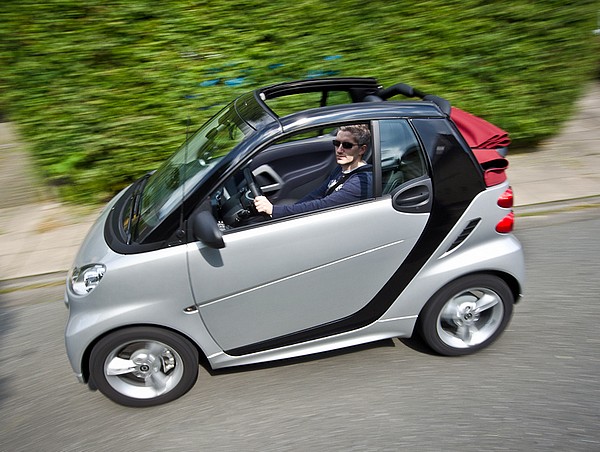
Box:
[339,124,371,147]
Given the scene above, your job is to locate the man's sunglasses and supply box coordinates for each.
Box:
[332,140,358,150]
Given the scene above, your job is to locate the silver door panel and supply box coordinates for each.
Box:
[188,199,429,350]
[198,238,408,350]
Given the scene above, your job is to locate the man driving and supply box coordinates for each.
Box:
[253,124,373,218]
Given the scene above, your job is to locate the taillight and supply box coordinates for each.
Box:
[497,187,513,208]
[496,211,514,233]
[496,187,514,233]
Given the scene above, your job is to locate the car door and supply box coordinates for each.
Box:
[186,119,432,354]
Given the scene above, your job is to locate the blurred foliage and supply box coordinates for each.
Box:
[0,0,598,202]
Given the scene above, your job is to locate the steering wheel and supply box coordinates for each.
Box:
[221,168,266,226]
[243,168,263,198]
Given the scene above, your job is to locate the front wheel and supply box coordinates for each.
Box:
[89,327,199,407]
[418,274,514,356]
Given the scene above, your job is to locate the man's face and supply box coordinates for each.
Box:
[334,130,365,170]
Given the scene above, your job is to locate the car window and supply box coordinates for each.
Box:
[135,104,250,241]
[378,120,427,194]
[210,123,373,229]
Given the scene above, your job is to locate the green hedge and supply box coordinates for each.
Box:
[0,0,598,202]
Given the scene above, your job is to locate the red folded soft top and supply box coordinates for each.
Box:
[373,82,512,187]
[450,107,511,187]
[450,107,511,151]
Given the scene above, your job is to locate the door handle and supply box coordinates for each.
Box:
[392,178,432,213]
[253,164,284,193]
[395,188,429,206]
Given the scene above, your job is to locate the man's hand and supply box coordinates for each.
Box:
[253,196,273,216]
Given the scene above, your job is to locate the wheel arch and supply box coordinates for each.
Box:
[417,269,523,320]
[81,323,208,388]
[492,269,524,304]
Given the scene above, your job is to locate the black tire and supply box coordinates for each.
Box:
[89,327,199,407]
[418,274,514,356]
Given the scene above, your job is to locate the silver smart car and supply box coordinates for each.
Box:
[65,78,524,407]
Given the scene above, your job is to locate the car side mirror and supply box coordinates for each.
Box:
[192,211,225,249]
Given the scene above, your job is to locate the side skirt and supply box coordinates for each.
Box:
[209,315,418,369]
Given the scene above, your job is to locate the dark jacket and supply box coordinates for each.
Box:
[272,165,373,218]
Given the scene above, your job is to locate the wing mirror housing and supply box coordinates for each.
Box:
[192,211,225,249]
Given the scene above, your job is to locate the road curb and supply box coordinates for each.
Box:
[0,271,67,293]
[515,195,600,216]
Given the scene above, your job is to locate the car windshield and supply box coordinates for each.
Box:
[133,102,255,241]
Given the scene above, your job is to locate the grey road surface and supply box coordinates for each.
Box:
[1,208,599,452]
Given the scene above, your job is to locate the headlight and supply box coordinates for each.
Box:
[70,264,106,295]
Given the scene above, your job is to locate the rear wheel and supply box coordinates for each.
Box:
[419,274,513,356]
[89,327,199,407]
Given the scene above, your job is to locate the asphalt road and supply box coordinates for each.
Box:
[1,208,599,452]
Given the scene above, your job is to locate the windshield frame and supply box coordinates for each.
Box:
[131,94,275,243]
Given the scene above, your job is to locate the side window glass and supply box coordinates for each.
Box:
[379,120,427,194]
[209,123,373,230]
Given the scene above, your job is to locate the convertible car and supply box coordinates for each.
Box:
[65,77,524,407]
